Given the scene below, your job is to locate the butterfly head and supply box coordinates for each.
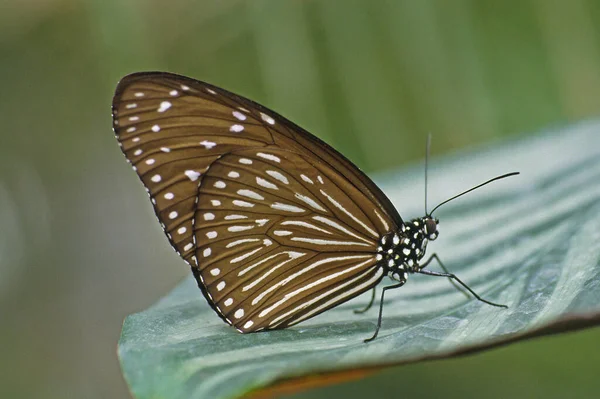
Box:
[402,216,439,261]
[423,215,439,241]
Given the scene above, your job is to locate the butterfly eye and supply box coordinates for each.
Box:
[425,218,437,236]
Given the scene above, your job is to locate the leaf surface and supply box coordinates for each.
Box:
[119,122,600,399]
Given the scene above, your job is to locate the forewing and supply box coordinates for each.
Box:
[112,73,274,265]
[193,148,384,331]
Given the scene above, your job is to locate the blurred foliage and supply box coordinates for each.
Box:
[1,1,600,398]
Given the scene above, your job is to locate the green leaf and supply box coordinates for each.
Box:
[119,122,600,399]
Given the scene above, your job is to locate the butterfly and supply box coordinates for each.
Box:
[112,72,516,342]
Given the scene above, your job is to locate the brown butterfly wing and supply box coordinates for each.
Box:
[112,72,397,330]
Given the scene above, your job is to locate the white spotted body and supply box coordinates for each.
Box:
[377,217,439,285]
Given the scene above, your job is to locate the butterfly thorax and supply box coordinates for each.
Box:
[376,217,439,282]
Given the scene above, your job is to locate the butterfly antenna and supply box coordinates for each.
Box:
[429,172,520,215]
[425,133,432,215]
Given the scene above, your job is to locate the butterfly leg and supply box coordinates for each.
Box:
[420,253,470,299]
[364,282,405,343]
[354,288,376,314]
[417,267,508,308]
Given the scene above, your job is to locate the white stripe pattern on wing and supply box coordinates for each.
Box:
[242,251,306,292]
[312,215,374,245]
[373,209,389,231]
[319,189,378,238]
[280,220,332,235]
[294,193,327,212]
[230,247,263,264]
[275,267,383,327]
[226,238,260,248]
[256,255,372,317]
[290,237,370,246]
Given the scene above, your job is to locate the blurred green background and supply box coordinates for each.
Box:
[1,1,600,398]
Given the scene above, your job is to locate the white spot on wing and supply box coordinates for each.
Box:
[239,158,252,165]
[256,177,278,190]
[206,231,218,239]
[151,174,161,182]
[237,189,264,200]
[228,225,254,232]
[214,181,226,189]
[185,170,200,181]
[233,200,254,208]
[257,152,280,163]
[200,140,216,149]
[260,112,275,125]
[232,111,247,121]
[301,174,313,184]
[230,124,244,132]
[225,214,247,220]
[234,309,244,319]
[266,170,288,184]
[151,124,161,132]
[204,213,215,221]
[157,101,172,112]
[271,202,304,213]
[228,171,240,178]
